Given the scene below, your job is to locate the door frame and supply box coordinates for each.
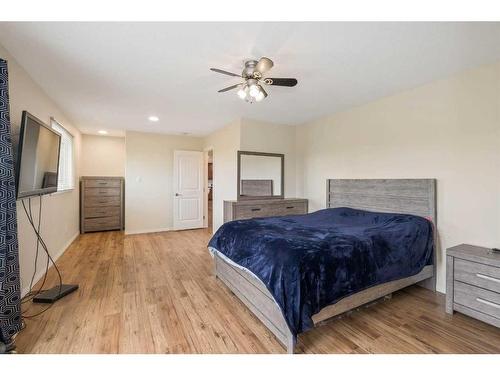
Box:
[203,146,213,229]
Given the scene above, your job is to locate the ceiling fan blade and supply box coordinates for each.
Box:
[256,57,274,74]
[210,68,241,77]
[263,78,298,87]
[218,84,240,93]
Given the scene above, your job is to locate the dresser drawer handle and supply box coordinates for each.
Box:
[98,182,107,185]
[286,206,295,209]
[476,297,500,309]
[251,208,261,212]
[477,273,500,284]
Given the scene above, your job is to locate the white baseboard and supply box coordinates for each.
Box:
[124,227,171,235]
[21,231,80,298]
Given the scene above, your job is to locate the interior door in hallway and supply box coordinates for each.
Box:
[173,150,204,230]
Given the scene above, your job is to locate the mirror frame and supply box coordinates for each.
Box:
[237,150,285,201]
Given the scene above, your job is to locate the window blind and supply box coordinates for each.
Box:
[51,118,74,191]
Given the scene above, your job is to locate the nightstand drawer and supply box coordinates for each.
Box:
[454,281,500,319]
[455,258,500,293]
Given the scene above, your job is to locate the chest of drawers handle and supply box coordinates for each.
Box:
[476,297,500,309]
[477,273,500,284]
[286,206,295,209]
[251,208,261,212]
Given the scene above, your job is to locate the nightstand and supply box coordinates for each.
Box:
[446,244,500,328]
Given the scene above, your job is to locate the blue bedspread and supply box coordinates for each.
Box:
[208,207,434,336]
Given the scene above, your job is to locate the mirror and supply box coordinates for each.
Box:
[237,151,284,200]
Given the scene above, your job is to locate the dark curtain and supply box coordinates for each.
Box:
[0,58,22,346]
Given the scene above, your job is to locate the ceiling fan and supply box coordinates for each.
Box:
[210,57,298,103]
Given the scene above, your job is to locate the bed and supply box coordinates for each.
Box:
[208,179,437,353]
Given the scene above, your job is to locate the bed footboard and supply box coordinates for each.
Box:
[213,251,434,354]
[214,251,296,353]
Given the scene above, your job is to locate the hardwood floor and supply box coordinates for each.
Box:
[17,229,500,354]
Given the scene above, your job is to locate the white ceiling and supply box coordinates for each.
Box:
[1,22,500,136]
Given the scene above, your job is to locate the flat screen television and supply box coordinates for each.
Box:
[15,111,61,199]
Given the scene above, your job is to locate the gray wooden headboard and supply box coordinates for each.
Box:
[327,179,437,224]
[327,179,438,291]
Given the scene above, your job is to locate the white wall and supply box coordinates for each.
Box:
[1,44,82,296]
[203,119,241,231]
[296,61,500,293]
[81,134,125,176]
[125,131,203,234]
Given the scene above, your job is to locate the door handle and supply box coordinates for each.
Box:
[175,193,182,197]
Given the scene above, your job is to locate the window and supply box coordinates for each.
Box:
[51,118,75,191]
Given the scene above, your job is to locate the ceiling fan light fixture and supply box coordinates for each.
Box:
[249,85,261,98]
[255,89,266,102]
[237,85,248,100]
[211,57,297,103]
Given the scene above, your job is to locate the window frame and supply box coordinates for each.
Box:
[50,117,75,193]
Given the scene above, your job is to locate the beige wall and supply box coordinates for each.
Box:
[296,61,500,293]
[125,131,203,234]
[81,134,125,176]
[1,45,82,296]
[204,118,299,231]
[203,119,241,231]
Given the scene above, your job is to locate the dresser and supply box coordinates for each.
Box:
[80,176,124,233]
[446,244,500,328]
[223,198,308,223]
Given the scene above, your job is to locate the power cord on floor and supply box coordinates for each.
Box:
[20,195,63,319]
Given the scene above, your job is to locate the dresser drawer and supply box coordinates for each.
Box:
[454,281,500,319]
[84,187,121,197]
[455,258,500,293]
[84,206,121,219]
[84,179,122,188]
[234,205,271,220]
[83,216,121,232]
[84,196,121,208]
[278,202,307,216]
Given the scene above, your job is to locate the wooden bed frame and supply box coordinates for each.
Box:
[212,178,437,353]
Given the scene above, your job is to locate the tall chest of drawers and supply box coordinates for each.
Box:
[446,244,500,328]
[80,176,124,233]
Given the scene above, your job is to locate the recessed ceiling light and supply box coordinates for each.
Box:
[148,116,159,122]
[98,130,108,135]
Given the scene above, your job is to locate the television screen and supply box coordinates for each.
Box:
[16,111,61,199]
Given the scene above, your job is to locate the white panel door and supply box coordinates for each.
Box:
[173,150,204,230]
